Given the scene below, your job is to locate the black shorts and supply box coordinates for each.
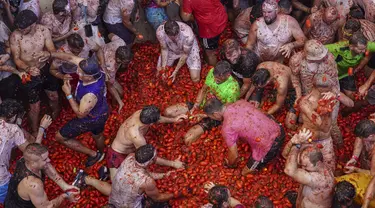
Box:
[286,89,297,113]
[246,118,285,170]
[105,22,134,45]
[221,0,234,8]
[59,114,109,139]
[201,35,221,50]
[248,87,264,104]
[21,64,60,104]
[339,76,356,92]
[0,74,22,100]
[367,55,375,69]
[367,85,375,105]
[186,101,222,131]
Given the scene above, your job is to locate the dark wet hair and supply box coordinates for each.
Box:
[240,51,260,77]
[0,99,24,120]
[67,34,84,49]
[213,61,232,77]
[115,46,133,62]
[349,6,365,19]
[301,147,323,166]
[254,195,275,208]
[208,185,229,208]
[278,0,291,11]
[25,143,48,156]
[135,144,155,164]
[164,20,179,36]
[15,10,38,29]
[203,98,224,115]
[0,42,6,55]
[332,181,356,207]
[349,32,368,46]
[251,68,271,87]
[140,105,160,124]
[250,1,263,23]
[52,0,68,14]
[354,119,375,138]
[344,19,361,33]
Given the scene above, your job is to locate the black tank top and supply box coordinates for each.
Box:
[4,158,45,208]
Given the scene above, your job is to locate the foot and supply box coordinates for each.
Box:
[72,170,87,189]
[98,165,109,181]
[85,151,105,167]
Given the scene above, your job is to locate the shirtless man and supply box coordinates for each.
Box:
[282,74,354,171]
[284,129,335,208]
[303,6,340,44]
[247,61,302,115]
[10,10,58,135]
[4,143,79,207]
[156,20,201,83]
[40,0,72,41]
[245,0,306,62]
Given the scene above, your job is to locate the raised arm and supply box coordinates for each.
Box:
[284,146,314,185]
[245,23,258,50]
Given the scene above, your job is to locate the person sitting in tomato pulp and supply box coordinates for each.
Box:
[201,182,246,208]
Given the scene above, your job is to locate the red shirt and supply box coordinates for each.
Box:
[183,0,227,38]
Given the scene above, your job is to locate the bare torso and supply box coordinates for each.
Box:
[111,110,150,154]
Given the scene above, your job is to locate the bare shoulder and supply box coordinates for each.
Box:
[10,30,21,41]
[286,15,299,25]
[23,175,44,192]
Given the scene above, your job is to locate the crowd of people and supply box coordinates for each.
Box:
[1,0,375,207]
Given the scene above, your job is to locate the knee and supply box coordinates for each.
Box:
[55,131,66,143]
[191,75,200,83]
[47,92,59,102]
[163,107,175,117]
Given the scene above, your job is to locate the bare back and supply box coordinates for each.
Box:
[111,110,150,154]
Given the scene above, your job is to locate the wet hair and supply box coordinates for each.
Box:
[164,20,179,36]
[213,61,232,77]
[251,68,271,87]
[239,51,260,76]
[115,46,133,62]
[349,32,368,46]
[203,98,224,115]
[0,99,24,120]
[349,6,365,19]
[140,105,160,124]
[208,185,229,208]
[344,19,361,33]
[15,10,38,29]
[313,73,332,88]
[332,181,356,207]
[25,143,48,156]
[301,147,323,166]
[52,0,68,15]
[254,195,275,208]
[278,0,291,11]
[354,119,375,138]
[135,144,155,163]
[250,2,263,23]
[67,34,84,49]
[0,42,6,55]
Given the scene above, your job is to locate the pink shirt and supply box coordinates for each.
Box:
[222,100,280,161]
[0,120,26,186]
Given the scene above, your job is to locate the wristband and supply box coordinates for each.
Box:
[294,144,301,149]
[39,126,47,138]
[66,94,73,100]
[39,126,45,131]
[352,155,359,162]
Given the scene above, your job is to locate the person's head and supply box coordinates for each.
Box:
[349,32,368,55]
[298,146,324,172]
[250,2,264,23]
[222,39,241,64]
[59,62,77,74]
[52,0,69,18]
[253,195,275,208]
[213,61,232,84]
[349,6,365,19]
[262,0,279,25]
[115,45,133,66]
[164,20,180,39]
[251,68,271,88]
[67,34,85,55]
[0,99,24,123]
[278,0,292,15]
[343,19,361,39]
[78,56,102,81]
[24,143,50,170]
[354,119,375,141]
[304,39,328,62]
[313,73,332,92]
[135,144,157,167]
[140,105,161,125]
[323,7,338,25]
[240,51,260,77]
[332,181,356,208]
[208,185,231,208]
[15,10,38,35]
[203,98,225,121]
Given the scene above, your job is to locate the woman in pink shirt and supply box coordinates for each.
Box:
[203,98,285,175]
